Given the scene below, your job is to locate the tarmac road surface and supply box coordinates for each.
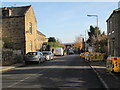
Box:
[2,55,104,89]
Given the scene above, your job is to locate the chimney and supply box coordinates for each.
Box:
[3,7,7,10]
[2,7,12,16]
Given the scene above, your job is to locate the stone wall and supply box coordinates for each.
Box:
[2,17,25,51]
[2,6,47,55]
[107,11,120,57]
[36,32,47,51]
[25,6,37,54]
[2,49,23,65]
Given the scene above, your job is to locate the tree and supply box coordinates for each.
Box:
[102,31,105,35]
[74,36,82,49]
[46,37,65,51]
[87,25,107,53]
[48,37,56,42]
[87,26,97,46]
[74,36,83,53]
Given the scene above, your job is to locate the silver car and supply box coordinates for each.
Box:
[42,51,54,61]
[25,51,45,64]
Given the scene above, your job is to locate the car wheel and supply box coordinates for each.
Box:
[42,60,44,63]
[38,59,41,64]
[43,60,45,63]
[41,58,44,63]
[52,57,54,60]
[51,56,54,60]
[25,61,29,65]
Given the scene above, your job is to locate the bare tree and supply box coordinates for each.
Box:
[74,36,83,50]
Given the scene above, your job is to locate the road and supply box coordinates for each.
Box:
[2,55,104,89]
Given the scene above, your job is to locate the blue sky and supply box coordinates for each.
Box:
[2,2,118,43]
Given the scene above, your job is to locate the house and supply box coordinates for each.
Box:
[36,30,48,51]
[106,8,120,57]
[1,5,47,54]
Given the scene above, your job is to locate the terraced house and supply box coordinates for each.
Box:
[36,30,48,51]
[107,8,120,57]
[2,5,47,54]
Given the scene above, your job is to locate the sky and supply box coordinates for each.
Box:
[1,2,118,43]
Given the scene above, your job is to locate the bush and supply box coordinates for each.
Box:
[14,54,23,63]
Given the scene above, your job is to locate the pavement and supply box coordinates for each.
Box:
[88,60,108,88]
[88,60,106,75]
[88,60,120,88]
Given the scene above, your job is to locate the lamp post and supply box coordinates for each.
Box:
[85,30,87,52]
[87,14,98,37]
[87,14,99,52]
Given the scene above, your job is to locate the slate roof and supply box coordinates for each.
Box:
[1,5,31,17]
[37,30,46,37]
[106,8,120,22]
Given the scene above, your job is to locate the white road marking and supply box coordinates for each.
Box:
[7,70,44,88]
[5,55,80,88]
[6,58,63,88]
[8,76,31,87]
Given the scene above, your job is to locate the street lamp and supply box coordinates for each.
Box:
[87,14,99,52]
[87,14,98,37]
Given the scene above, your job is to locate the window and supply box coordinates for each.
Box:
[27,52,37,55]
[108,32,111,35]
[29,22,32,34]
[30,41,32,51]
[112,30,114,34]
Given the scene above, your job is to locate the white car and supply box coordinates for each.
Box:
[42,51,54,61]
[25,51,45,64]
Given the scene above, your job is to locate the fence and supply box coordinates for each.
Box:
[80,52,105,61]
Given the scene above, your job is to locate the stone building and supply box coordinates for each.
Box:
[106,8,120,57]
[36,30,48,51]
[1,5,47,54]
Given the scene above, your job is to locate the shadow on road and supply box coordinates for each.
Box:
[2,55,104,89]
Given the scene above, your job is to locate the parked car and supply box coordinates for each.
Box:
[25,51,45,64]
[42,51,54,61]
[68,50,74,55]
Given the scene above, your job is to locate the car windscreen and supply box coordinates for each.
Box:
[26,52,38,56]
